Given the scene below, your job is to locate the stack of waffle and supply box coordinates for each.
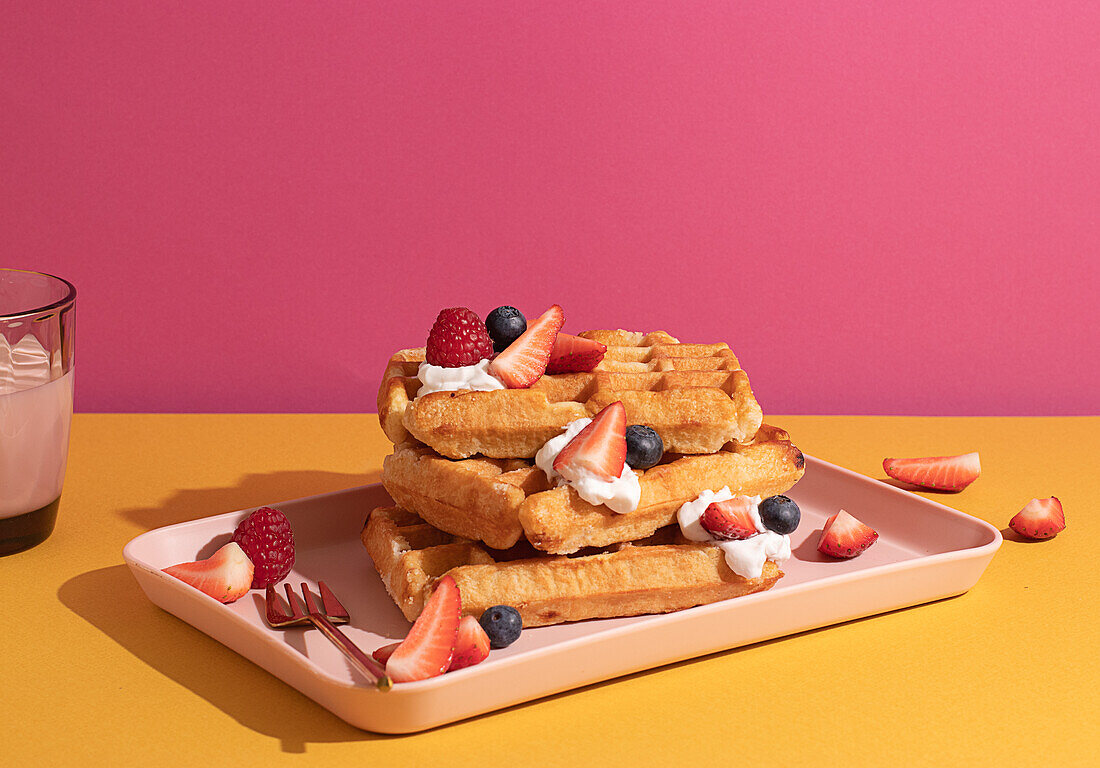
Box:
[363,330,805,627]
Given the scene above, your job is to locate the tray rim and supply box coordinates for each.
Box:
[122,453,1003,715]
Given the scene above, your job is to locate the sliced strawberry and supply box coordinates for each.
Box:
[545,332,607,374]
[386,575,462,683]
[553,401,627,482]
[883,452,980,491]
[448,615,491,671]
[487,305,565,387]
[700,496,758,540]
[372,642,400,665]
[818,509,879,558]
[163,542,254,603]
[1009,497,1065,540]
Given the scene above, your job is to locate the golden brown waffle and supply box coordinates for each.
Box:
[377,330,763,460]
[382,424,805,554]
[362,506,782,627]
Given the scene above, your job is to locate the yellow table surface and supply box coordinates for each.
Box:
[3,414,1098,766]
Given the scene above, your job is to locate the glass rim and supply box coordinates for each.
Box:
[0,268,77,320]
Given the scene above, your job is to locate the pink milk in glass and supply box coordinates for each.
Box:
[0,269,75,555]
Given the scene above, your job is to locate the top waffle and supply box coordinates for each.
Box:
[377,330,763,460]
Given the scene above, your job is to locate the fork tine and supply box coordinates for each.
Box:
[300,582,321,615]
[264,584,292,625]
[318,581,350,622]
[284,583,305,620]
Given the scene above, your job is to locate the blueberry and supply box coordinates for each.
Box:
[485,306,527,353]
[624,425,663,470]
[479,605,522,648]
[759,495,800,534]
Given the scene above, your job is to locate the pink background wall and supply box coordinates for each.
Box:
[4,2,1097,415]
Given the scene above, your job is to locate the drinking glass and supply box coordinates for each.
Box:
[0,269,76,555]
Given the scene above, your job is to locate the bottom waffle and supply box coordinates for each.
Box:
[362,506,782,628]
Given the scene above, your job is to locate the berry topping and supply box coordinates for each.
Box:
[448,615,492,671]
[545,332,607,374]
[425,307,495,368]
[759,495,801,535]
[700,496,758,540]
[386,575,462,683]
[232,506,295,589]
[487,304,565,387]
[478,605,522,649]
[162,542,254,603]
[817,509,879,558]
[1009,497,1065,540]
[883,452,980,492]
[485,306,527,353]
[553,401,627,482]
[624,424,664,470]
[372,642,400,666]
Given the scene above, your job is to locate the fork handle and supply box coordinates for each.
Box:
[307,613,392,692]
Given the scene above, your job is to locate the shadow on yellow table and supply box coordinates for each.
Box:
[4,414,1097,766]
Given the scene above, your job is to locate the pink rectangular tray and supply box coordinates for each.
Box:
[123,455,1001,733]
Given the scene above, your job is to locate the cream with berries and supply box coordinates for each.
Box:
[677,488,795,579]
[535,402,642,515]
[416,306,506,397]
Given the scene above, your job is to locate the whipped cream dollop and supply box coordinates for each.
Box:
[0,334,55,395]
[677,487,791,579]
[535,418,642,515]
[415,359,505,398]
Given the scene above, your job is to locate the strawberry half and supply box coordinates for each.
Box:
[553,401,627,482]
[700,496,758,540]
[448,615,491,671]
[487,304,565,387]
[386,575,462,683]
[883,452,981,491]
[818,509,879,558]
[372,642,400,666]
[1009,497,1066,540]
[163,542,254,603]
[545,332,607,374]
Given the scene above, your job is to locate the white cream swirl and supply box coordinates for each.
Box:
[415,359,505,398]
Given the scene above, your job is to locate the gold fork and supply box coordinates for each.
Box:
[264,581,392,691]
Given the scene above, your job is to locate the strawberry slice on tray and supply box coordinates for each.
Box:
[553,401,627,482]
[386,575,462,683]
[700,497,758,540]
[883,452,981,492]
[162,542,254,604]
[545,332,607,374]
[818,510,879,558]
[371,641,400,666]
[488,304,565,387]
[448,615,491,671]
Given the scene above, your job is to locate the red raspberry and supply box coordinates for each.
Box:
[425,307,495,367]
[232,506,295,588]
